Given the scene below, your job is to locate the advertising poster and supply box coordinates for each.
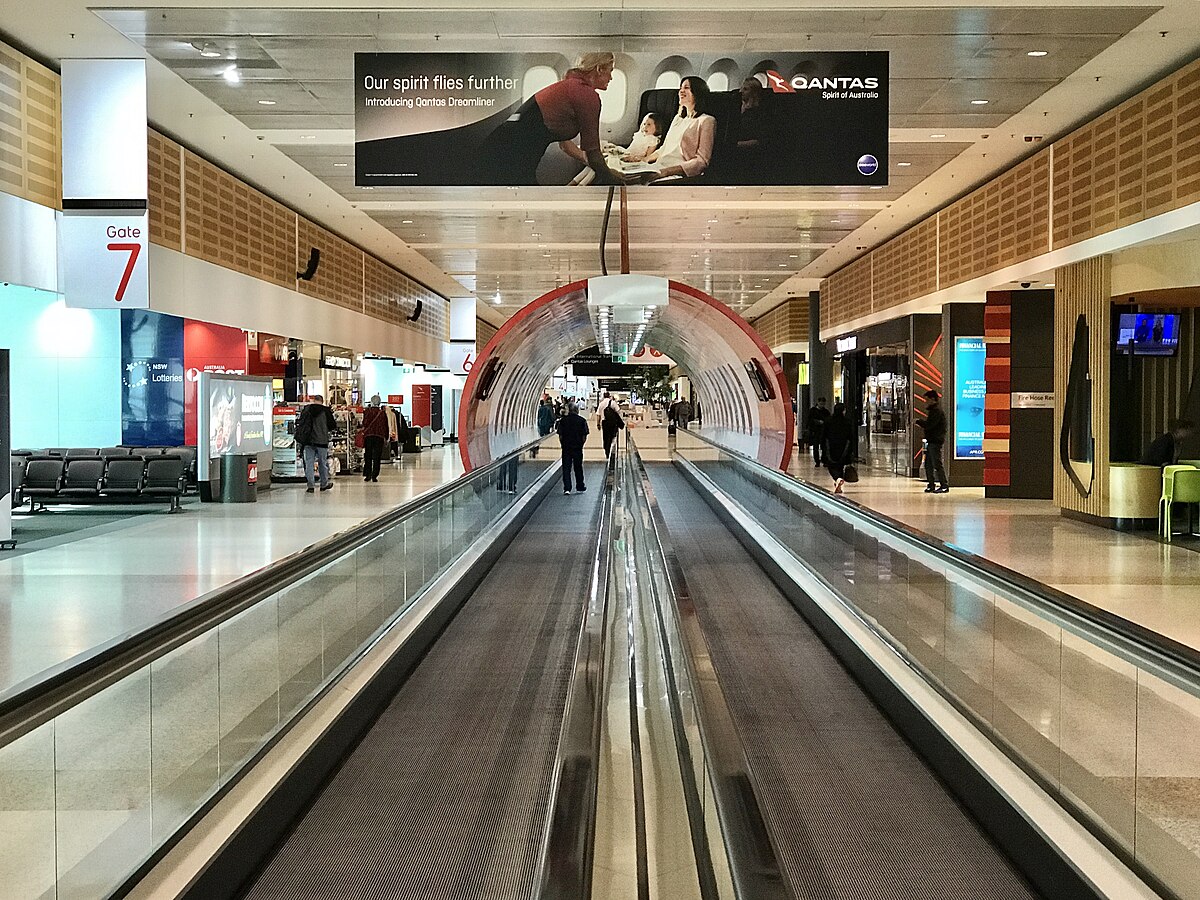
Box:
[954,337,986,459]
[120,309,185,446]
[355,51,888,186]
[207,377,273,458]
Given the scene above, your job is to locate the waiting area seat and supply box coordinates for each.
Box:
[15,452,187,513]
[1164,467,1200,541]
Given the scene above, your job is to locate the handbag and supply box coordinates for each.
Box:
[842,464,859,484]
[353,432,365,449]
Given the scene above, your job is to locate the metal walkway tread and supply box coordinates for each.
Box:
[646,464,1042,900]
[243,469,605,900]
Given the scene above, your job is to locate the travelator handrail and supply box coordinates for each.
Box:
[0,436,554,749]
[681,429,1200,695]
[626,440,794,900]
[534,445,619,899]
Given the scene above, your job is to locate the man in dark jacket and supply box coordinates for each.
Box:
[806,397,831,465]
[533,397,555,458]
[295,395,338,493]
[555,401,590,494]
[598,392,624,457]
[916,389,949,493]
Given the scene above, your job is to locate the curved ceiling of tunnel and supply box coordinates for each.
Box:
[459,278,793,472]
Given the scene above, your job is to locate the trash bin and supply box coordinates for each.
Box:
[219,454,258,502]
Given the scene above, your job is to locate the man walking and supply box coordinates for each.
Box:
[295,395,337,493]
[806,397,831,466]
[361,395,390,482]
[534,396,555,457]
[598,391,624,457]
[556,401,589,495]
[916,389,949,493]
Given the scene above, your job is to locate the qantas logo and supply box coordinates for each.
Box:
[763,70,880,93]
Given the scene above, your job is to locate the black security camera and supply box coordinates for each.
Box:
[1020,282,1031,289]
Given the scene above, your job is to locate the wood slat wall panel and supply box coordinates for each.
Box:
[873,216,937,310]
[477,318,498,350]
[297,217,363,312]
[147,129,182,251]
[1053,256,1112,517]
[183,149,298,288]
[750,296,810,349]
[0,40,61,210]
[21,55,60,209]
[0,43,24,199]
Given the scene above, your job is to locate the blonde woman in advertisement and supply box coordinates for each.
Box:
[480,52,630,185]
[645,75,716,181]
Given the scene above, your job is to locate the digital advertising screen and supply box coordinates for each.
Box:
[1115,313,1179,356]
[355,51,888,187]
[953,336,986,460]
[204,375,273,459]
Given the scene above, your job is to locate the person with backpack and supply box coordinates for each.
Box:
[294,395,337,493]
[598,391,625,457]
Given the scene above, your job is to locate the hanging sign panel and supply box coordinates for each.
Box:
[354,51,888,187]
[953,336,986,460]
[62,211,149,309]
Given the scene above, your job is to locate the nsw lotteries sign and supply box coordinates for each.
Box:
[354,51,887,187]
[953,337,986,459]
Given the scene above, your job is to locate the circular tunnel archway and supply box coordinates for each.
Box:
[459,278,793,471]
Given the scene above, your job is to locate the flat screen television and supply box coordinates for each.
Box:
[1115,313,1179,356]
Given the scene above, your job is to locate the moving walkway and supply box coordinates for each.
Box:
[0,432,1195,899]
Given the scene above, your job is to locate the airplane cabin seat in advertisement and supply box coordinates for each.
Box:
[458,277,793,472]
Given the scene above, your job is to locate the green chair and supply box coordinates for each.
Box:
[1160,464,1199,540]
[1171,469,1200,540]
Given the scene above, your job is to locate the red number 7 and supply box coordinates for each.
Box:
[107,242,142,302]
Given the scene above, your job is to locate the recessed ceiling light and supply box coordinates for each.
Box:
[831,219,841,224]
[193,41,222,58]
[257,99,276,106]
[531,233,541,238]
[401,219,413,224]
[299,134,316,140]
[523,219,535,224]
[1044,282,1055,287]
[869,186,883,190]
[542,253,551,258]
[1027,50,1048,57]
[931,133,946,138]
[707,218,718,223]
[971,99,989,105]
[417,232,426,237]
[333,163,348,167]
[897,161,911,167]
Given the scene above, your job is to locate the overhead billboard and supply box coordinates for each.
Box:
[355,51,888,187]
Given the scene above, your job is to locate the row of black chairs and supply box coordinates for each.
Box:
[12,454,188,513]
[12,446,198,488]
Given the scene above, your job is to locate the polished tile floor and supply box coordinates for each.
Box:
[790,456,1200,652]
[0,448,463,696]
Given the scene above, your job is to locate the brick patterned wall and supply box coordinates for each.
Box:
[983,291,1012,488]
